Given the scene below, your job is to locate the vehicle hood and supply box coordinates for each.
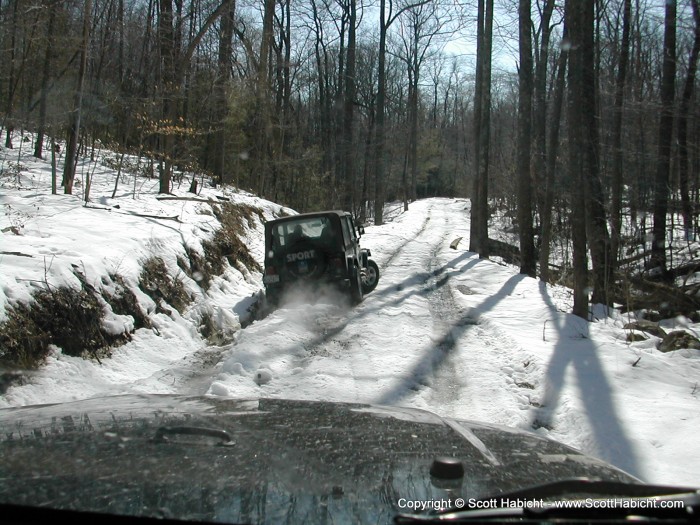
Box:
[0,394,638,524]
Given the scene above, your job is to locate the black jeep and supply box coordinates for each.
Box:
[263,211,379,306]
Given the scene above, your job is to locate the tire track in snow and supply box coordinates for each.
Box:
[370,201,482,409]
[423,235,476,408]
[412,204,487,413]
[375,210,433,271]
[404,202,542,425]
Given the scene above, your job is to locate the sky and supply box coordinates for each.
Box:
[1,133,699,488]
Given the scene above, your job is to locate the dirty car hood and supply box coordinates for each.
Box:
[0,395,637,524]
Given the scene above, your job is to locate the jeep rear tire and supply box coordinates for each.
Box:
[350,266,364,305]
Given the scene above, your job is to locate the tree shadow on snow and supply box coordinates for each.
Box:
[355,251,478,320]
[533,282,642,480]
[374,271,525,406]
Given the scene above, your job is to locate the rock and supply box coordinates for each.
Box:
[623,320,667,338]
[639,310,662,322]
[657,331,700,353]
[0,372,24,394]
[626,332,648,343]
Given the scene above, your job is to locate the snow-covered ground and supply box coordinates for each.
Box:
[1,134,699,488]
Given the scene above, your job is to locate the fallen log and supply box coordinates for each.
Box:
[155,195,229,203]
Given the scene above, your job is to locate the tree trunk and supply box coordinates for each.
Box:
[310,0,333,206]
[581,0,611,306]
[342,0,357,213]
[4,0,19,149]
[566,0,590,319]
[255,0,275,197]
[677,0,699,239]
[470,0,493,257]
[35,0,56,159]
[62,0,92,195]
[651,0,676,276]
[408,60,418,208]
[517,0,536,276]
[374,0,389,225]
[610,0,632,268]
[408,17,421,204]
[477,0,493,258]
[533,0,555,279]
[158,0,176,194]
[51,137,57,195]
[469,0,485,254]
[539,43,567,283]
[213,0,236,185]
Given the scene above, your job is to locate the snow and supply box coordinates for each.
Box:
[1,134,699,488]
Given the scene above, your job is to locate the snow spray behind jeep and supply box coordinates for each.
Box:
[263,211,379,309]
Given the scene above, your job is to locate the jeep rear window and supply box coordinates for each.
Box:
[272,217,334,247]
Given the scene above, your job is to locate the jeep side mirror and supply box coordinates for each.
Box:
[358,226,365,235]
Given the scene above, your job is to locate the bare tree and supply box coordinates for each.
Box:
[342,0,358,212]
[394,0,455,210]
[157,0,176,194]
[651,0,676,276]
[3,0,19,149]
[34,0,58,160]
[532,0,557,281]
[469,0,493,257]
[539,38,568,283]
[212,1,236,185]
[610,0,632,268]
[157,0,236,194]
[373,0,428,225]
[62,0,92,195]
[517,0,536,276]
[677,0,700,239]
[566,0,591,319]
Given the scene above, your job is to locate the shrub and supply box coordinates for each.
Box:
[139,257,190,314]
[0,281,130,370]
[103,274,151,329]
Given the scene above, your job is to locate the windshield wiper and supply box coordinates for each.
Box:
[394,478,700,523]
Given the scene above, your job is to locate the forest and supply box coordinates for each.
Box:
[1,0,699,319]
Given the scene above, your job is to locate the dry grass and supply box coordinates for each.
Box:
[139,257,190,314]
[202,203,262,275]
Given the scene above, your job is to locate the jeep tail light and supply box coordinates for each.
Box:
[265,266,278,276]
